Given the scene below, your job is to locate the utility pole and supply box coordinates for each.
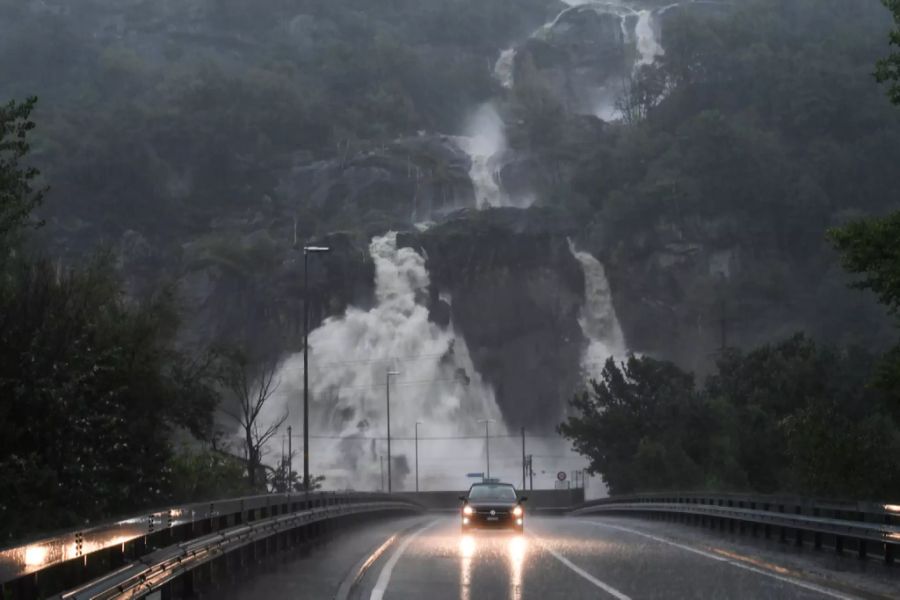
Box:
[386,370,400,493]
[302,245,330,491]
[287,425,292,490]
[478,419,494,480]
[521,427,526,490]
[527,455,534,490]
[720,296,728,351]
[380,455,385,492]
[415,421,422,492]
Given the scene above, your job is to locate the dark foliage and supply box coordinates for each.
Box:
[560,336,900,500]
[0,258,221,540]
[0,98,226,542]
[0,97,44,243]
[876,0,900,103]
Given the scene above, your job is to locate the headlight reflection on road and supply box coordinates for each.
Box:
[459,535,475,600]
[508,535,527,600]
[458,533,528,600]
[459,535,476,558]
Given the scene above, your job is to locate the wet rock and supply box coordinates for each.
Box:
[404,208,587,431]
[277,135,477,231]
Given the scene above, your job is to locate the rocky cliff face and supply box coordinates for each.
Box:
[515,7,630,117]
[22,0,897,439]
[173,227,376,361]
[277,136,477,234]
[400,209,588,430]
[596,215,895,375]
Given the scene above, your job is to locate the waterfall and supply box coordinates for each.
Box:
[569,241,627,379]
[494,48,516,89]
[263,233,505,491]
[634,9,664,67]
[455,103,514,209]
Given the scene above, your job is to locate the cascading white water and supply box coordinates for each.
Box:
[568,241,627,379]
[455,103,515,209]
[262,233,505,491]
[634,9,664,67]
[494,1,685,121]
[494,48,516,89]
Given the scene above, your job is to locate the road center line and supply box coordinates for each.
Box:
[574,519,859,600]
[369,519,438,600]
[528,533,632,600]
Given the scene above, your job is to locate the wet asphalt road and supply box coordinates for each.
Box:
[222,515,893,600]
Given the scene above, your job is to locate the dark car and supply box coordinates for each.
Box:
[459,482,526,533]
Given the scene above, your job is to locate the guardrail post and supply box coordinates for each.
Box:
[858,540,867,560]
[835,535,844,555]
[885,543,895,565]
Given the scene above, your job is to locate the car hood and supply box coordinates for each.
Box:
[465,500,519,509]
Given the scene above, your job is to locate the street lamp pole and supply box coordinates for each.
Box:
[415,421,422,492]
[302,245,330,491]
[386,370,400,493]
[478,419,495,480]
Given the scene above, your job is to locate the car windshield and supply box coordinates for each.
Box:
[468,485,517,501]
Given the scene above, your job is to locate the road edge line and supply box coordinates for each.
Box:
[368,519,438,600]
[334,517,427,600]
[527,532,632,600]
[574,519,860,600]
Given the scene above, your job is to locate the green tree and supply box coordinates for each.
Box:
[559,356,708,494]
[876,0,900,104]
[169,448,252,502]
[0,258,220,541]
[829,215,900,415]
[0,99,223,541]
[829,212,900,316]
[561,337,899,499]
[708,335,896,497]
[0,97,45,245]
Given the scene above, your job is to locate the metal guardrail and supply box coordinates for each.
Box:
[0,492,423,599]
[56,500,415,600]
[570,492,900,564]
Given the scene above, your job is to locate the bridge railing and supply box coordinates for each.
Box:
[0,491,423,600]
[571,492,900,564]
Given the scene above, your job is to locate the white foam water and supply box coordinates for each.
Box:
[494,48,517,89]
[263,233,506,491]
[455,103,529,209]
[568,241,627,379]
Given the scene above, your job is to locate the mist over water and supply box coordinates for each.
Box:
[264,233,505,491]
[455,103,514,209]
[261,5,657,493]
[259,232,617,492]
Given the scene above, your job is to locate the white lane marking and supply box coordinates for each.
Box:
[528,533,632,600]
[369,519,438,600]
[574,519,859,600]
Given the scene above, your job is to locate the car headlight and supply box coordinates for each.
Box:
[463,505,474,515]
[512,505,523,517]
